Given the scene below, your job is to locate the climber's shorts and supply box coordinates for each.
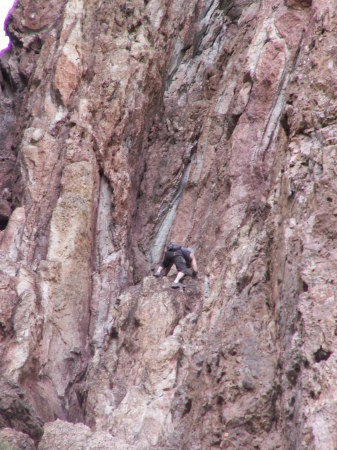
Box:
[162,251,188,275]
[174,255,188,274]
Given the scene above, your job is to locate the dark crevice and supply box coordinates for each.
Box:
[313,347,332,363]
[0,321,7,337]
[219,0,252,22]
[0,215,9,230]
[302,281,308,292]
[182,398,192,416]
[286,364,300,385]
[226,113,240,139]
[280,111,291,138]
[291,29,306,72]
[109,327,119,339]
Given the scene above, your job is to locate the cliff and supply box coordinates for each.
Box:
[0,0,337,448]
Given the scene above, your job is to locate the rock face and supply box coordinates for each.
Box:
[0,377,43,442]
[0,428,35,450]
[0,0,337,448]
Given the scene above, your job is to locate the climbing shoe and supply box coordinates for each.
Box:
[154,271,161,278]
[171,282,182,289]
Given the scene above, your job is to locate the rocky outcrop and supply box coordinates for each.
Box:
[0,0,337,448]
[0,428,35,450]
[38,419,116,450]
[0,377,43,442]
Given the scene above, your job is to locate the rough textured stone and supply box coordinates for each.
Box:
[0,428,35,450]
[38,419,116,450]
[0,377,43,442]
[0,0,336,448]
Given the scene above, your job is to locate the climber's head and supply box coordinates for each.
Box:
[167,243,175,251]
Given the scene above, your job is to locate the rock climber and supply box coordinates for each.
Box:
[154,243,198,289]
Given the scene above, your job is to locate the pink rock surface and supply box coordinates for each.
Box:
[0,0,336,448]
[0,428,35,450]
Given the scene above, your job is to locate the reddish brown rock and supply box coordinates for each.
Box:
[286,0,312,8]
[0,0,337,448]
